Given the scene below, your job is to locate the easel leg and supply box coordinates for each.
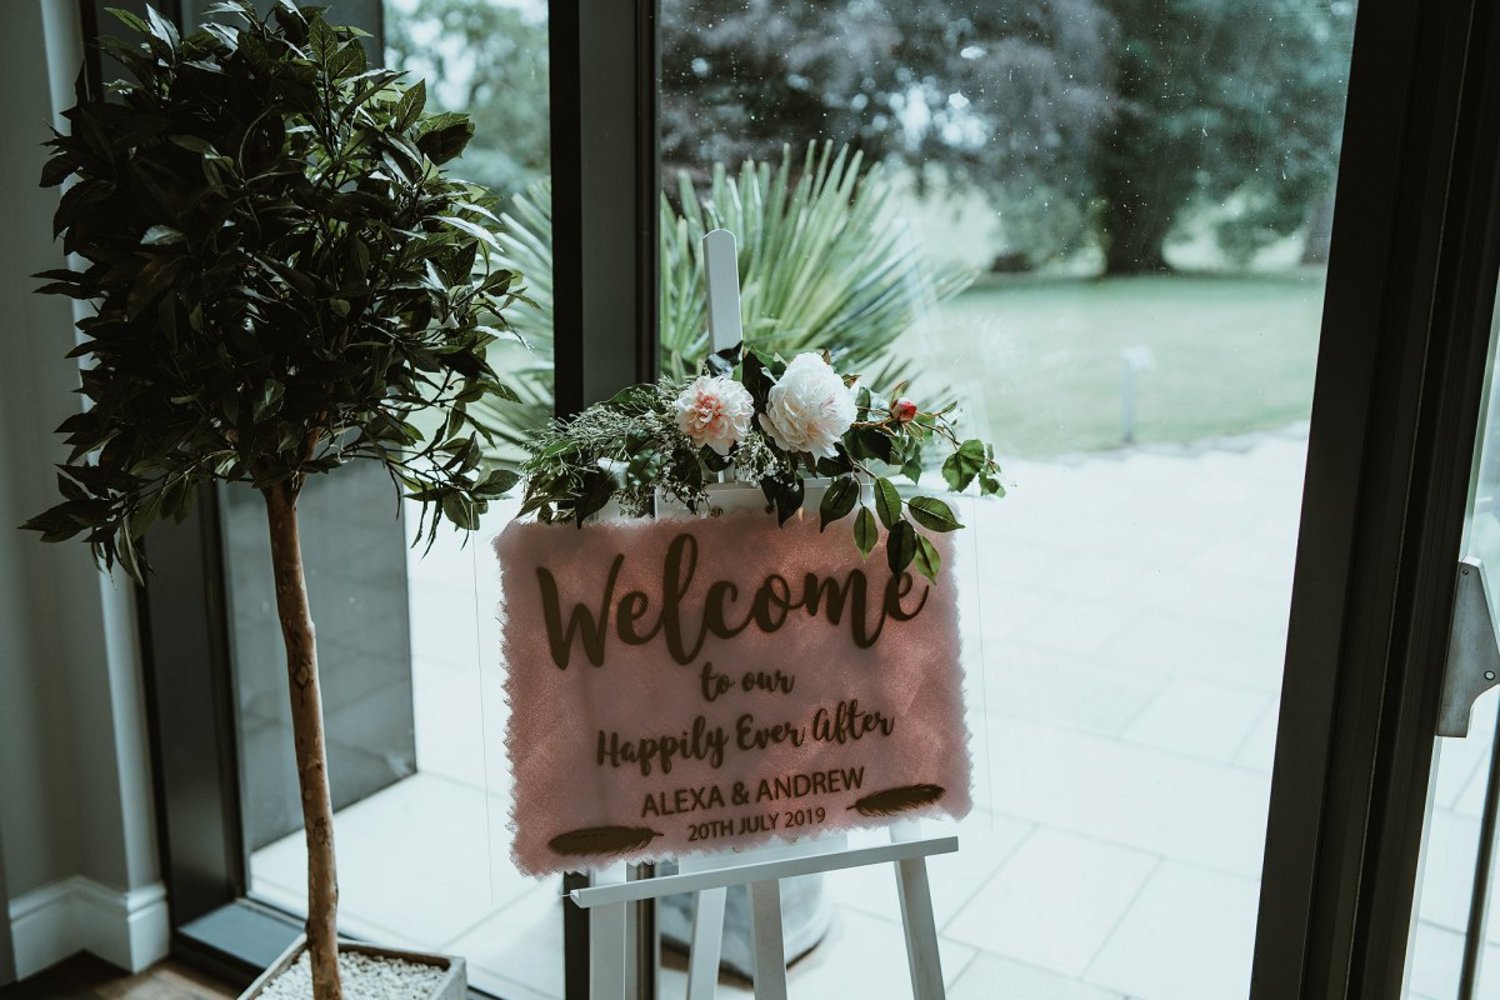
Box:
[590,900,629,1000]
[894,858,945,1000]
[748,880,788,1000]
[687,887,727,1000]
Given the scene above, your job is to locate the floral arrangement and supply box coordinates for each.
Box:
[518,344,1004,578]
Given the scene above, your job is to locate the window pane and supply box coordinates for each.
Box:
[225,2,556,996]
[657,1,1355,996]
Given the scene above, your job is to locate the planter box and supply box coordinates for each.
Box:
[239,936,466,1000]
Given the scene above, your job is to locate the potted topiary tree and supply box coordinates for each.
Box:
[24,3,522,996]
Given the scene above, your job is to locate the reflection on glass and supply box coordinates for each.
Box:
[1404,278,1500,1000]
[652,1,1355,997]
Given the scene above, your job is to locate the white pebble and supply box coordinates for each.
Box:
[258,949,450,999]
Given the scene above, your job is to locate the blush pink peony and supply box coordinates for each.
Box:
[758,352,857,459]
[674,374,755,455]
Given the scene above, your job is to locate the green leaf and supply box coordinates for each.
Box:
[941,439,987,493]
[440,215,501,250]
[104,7,150,33]
[874,476,901,530]
[415,113,474,164]
[818,475,859,531]
[395,79,426,131]
[40,153,74,188]
[253,379,285,422]
[774,478,804,526]
[140,224,184,246]
[477,468,521,496]
[901,452,923,485]
[853,506,878,558]
[913,533,941,581]
[574,468,616,524]
[144,5,181,53]
[440,491,478,531]
[907,496,962,532]
[886,519,917,576]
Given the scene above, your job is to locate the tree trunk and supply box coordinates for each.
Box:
[263,482,343,1000]
[1097,168,1176,275]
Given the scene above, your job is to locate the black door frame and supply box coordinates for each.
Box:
[1252,0,1500,996]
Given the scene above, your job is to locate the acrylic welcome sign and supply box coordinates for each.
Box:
[495,510,972,876]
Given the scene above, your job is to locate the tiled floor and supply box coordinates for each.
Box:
[249,427,1497,999]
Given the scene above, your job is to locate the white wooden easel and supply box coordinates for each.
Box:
[570,230,956,999]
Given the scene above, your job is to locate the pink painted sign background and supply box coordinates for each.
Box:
[495,511,971,876]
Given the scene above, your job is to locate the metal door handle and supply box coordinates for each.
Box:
[1439,557,1500,737]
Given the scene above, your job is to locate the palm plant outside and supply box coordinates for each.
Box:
[476,142,973,459]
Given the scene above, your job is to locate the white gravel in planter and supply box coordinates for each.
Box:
[259,950,449,999]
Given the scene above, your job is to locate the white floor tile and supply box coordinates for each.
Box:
[1415,807,1482,935]
[446,883,567,1000]
[1007,597,1137,656]
[413,670,492,793]
[826,810,1032,926]
[1106,610,1287,694]
[986,717,1272,878]
[1122,676,1272,763]
[251,772,536,948]
[944,827,1157,977]
[988,643,1168,738]
[1233,705,1279,774]
[949,953,1125,1000]
[1407,920,1464,1000]
[1085,862,1259,1000]
[658,905,977,998]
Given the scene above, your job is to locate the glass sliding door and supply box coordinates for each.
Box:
[648,2,1355,996]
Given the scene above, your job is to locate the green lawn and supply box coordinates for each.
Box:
[909,271,1329,458]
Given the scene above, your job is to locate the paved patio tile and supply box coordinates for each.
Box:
[1122,675,1272,763]
[1084,861,1259,1000]
[253,772,535,949]
[1006,596,1139,656]
[657,905,979,998]
[1233,703,1280,774]
[445,882,568,1000]
[1407,920,1464,1000]
[944,827,1158,977]
[988,642,1168,738]
[949,953,1125,1000]
[985,717,1272,878]
[413,667,492,793]
[1125,565,1291,631]
[1107,610,1287,694]
[253,437,1320,994]
[825,810,1033,927]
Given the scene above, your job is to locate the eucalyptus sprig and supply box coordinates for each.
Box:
[518,343,1004,580]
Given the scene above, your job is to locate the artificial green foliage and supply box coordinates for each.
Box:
[518,343,1003,581]
[475,143,973,458]
[25,1,526,578]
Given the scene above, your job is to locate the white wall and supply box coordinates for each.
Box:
[0,0,167,980]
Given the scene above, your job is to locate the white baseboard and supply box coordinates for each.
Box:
[8,876,169,979]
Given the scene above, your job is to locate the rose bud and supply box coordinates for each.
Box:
[890,397,918,424]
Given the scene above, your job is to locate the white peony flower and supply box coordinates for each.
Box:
[674,374,755,455]
[758,352,857,459]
